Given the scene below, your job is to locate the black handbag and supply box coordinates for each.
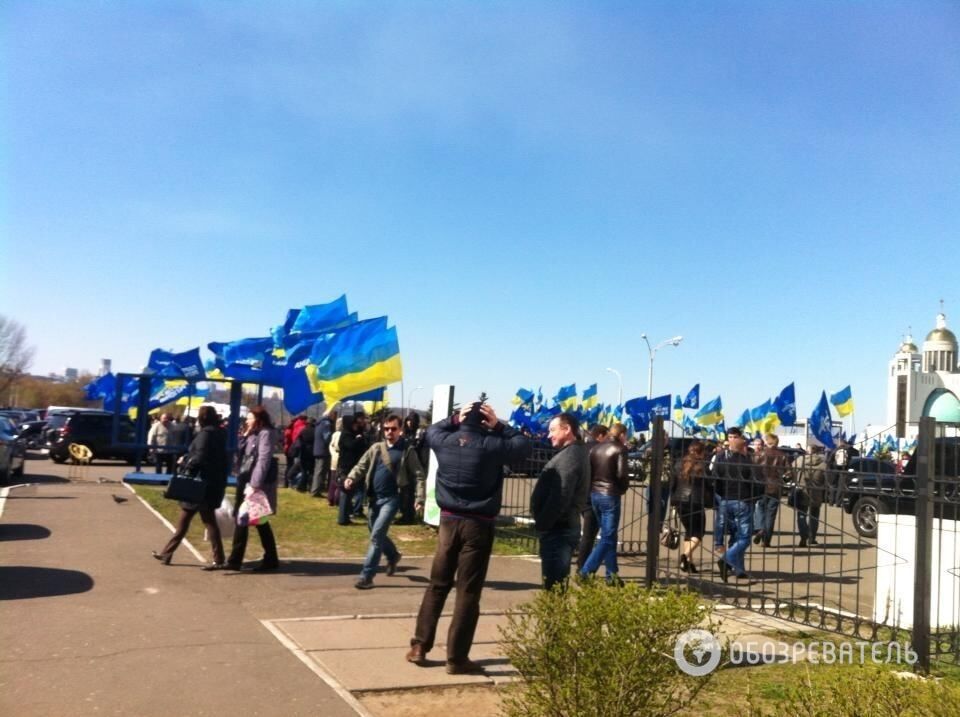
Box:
[163,471,206,504]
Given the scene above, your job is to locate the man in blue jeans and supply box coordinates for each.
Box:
[531,413,590,590]
[711,432,761,581]
[345,414,425,589]
[579,423,629,583]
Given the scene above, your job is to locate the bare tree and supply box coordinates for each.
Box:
[0,315,35,400]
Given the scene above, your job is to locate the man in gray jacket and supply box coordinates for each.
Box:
[530,413,590,589]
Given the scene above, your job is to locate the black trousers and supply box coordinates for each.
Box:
[311,456,331,496]
[159,505,224,565]
[412,517,494,662]
[576,507,598,571]
[228,522,278,566]
[154,451,177,475]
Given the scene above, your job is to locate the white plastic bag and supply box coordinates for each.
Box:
[214,495,235,539]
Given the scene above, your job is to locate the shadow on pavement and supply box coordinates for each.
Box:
[0,524,52,541]
[0,566,94,600]
[10,474,71,485]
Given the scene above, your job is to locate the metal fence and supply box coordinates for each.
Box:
[496,417,960,674]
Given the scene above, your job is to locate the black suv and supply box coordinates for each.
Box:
[46,411,141,464]
[841,439,960,538]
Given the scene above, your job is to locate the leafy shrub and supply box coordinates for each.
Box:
[740,666,960,717]
[499,581,715,717]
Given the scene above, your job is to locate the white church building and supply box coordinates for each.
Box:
[886,309,960,437]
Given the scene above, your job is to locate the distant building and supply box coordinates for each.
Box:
[63,368,79,382]
[100,359,112,376]
[886,308,960,436]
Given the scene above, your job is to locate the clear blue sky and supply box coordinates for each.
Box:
[2,2,958,427]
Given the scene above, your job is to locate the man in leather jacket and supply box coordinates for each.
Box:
[578,423,629,582]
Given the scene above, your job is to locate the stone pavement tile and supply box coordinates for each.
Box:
[276,612,511,652]
[306,641,512,691]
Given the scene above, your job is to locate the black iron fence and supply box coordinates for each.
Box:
[496,417,960,674]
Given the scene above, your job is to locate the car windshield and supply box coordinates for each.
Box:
[0,417,16,435]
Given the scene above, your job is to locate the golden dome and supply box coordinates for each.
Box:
[899,341,919,353]
[925,328,958,345]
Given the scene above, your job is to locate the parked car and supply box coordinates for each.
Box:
[17,420,47,449]
[841,440,960,538]
[0,416,26,483]
[46,411,141,464]
[839,458,901,538]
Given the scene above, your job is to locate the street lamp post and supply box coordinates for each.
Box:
[406,385,424,418]
[605,367,623,406]
[640,333,683,398]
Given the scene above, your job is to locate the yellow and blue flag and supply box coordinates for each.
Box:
[582,383,599,410]
[556,384,578,412]
[673,395,683,422]
[683,384,700,409]
[290,295,350,334]
[305,319,402,404]
[512,388,535,407]
[694,396,723,426]
[830,386,854,417]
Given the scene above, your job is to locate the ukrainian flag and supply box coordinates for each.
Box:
[512,388,535,407]
[673,395,683,423]
[305,321,402,403]
[830,386,855,417]
[556,384,578,412]
[694,396,723,426]
[582,383,599,410]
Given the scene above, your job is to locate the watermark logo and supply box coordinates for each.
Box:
[674,629,723,676]
[673,629,918,676]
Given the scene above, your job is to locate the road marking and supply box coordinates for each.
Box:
[123,482,206,564]
[0,483,28,520]
[260,618,376,717]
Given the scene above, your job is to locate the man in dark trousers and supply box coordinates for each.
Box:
[311,407,337,498]
[406,401,530,675]
[336,413,369,526]
[530,412,590,589]
[294,418,316,492]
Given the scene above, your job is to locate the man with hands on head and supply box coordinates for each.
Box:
[406,400,531,675]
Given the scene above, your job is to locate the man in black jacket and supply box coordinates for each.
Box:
[712,432,761,582]
[311,408,337,498]
[530,413,590,589]
[337,413,369,525]
[406,401,530,675]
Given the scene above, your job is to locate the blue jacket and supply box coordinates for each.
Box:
[313,416,335,458]
[426,417,531,518]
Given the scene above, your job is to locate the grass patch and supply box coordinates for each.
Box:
[134,485,531,557]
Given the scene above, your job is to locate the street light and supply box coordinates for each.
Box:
[640,333,683,398]
[605,367,623,406]
[406,385,424,418]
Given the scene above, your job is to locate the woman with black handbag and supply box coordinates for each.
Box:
[226,406,280,571]
[152,406,229,569]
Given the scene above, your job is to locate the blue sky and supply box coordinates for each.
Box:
[2,1,958,427]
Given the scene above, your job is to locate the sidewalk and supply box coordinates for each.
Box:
[1,457,810,717]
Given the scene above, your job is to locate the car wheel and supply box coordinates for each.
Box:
[50,452,68,464]
[852,497,881,539]
[12,461,24,478]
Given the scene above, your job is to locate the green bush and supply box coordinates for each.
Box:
[498,581,715,717]
[741,666,960,717]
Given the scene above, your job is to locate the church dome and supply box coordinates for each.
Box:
[926,326,958,345]
[922,311,958,373]
[898,333,918,354]
[924,313,958,349]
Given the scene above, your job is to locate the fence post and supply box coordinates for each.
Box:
[913,416,935,674]
[645,417,665,588]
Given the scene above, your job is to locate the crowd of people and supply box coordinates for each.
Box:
[146,398,855,674]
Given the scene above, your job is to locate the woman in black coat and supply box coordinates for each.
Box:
[152,405,229,569]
